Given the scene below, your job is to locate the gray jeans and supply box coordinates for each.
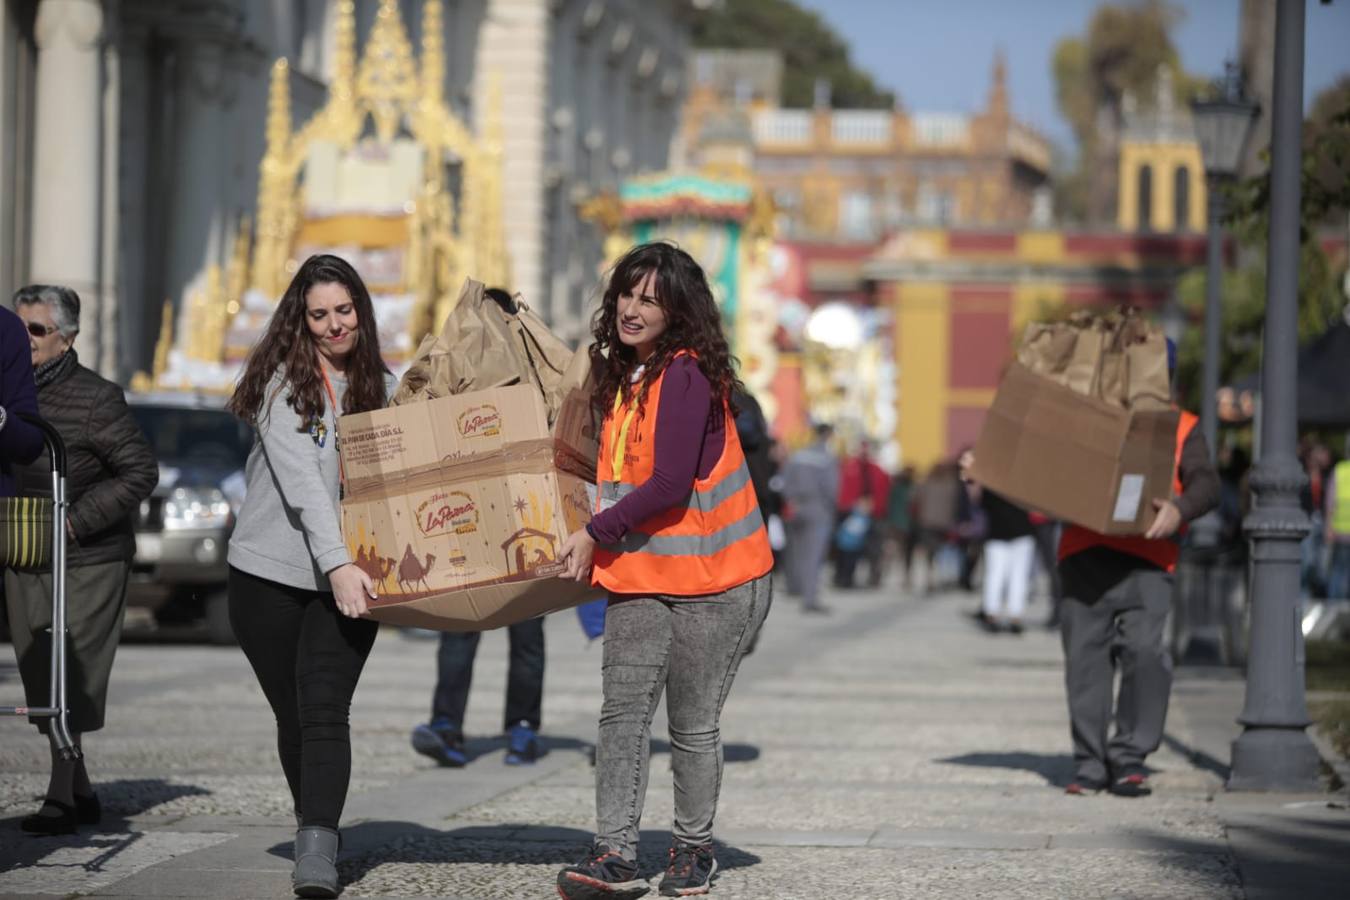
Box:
[1060,566,1174,783]
[595,574,772,860]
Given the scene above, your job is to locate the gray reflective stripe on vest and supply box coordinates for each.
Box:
[599,462,754,512]
[608,505,765,557]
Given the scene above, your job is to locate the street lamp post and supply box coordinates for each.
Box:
[1229,0,1321,792]
[1185,66,1259,663]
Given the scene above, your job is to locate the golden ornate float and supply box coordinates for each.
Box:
[135,0,509,392]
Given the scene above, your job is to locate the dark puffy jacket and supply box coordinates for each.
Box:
[13,360,158,567]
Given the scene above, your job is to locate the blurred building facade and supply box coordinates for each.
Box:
[862,228,1210,468]
[1115,67,1207,234]
[677,49,1233,470]
[679,49,1055,241]
[0,0,700,382]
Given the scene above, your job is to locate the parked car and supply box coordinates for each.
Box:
[128,392,250,643]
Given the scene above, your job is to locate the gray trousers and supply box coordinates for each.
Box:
[787,514,832,609]
[595,574,772,860]
[1059,566,1173,783]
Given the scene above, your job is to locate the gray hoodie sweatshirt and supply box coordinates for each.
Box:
[227,369,394,591]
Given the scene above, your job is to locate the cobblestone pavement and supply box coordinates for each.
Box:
[2,578,1346,899]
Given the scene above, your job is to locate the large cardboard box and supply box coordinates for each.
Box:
[971,362,1178,535]
[336,383,600,631]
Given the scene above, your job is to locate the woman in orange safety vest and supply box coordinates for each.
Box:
[557,242,773,900]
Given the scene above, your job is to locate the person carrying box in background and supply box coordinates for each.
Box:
[1055,337,1218,797]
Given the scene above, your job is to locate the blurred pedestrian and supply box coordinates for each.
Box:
[556,243,773,899]
[781,422,840,613]
[1057,343,1218,797]
[1326,454,1350,600]
[961,454,1034,633]
[886,466,918,591]
[1216,445,1251,551]
[7,285,158,835]
[733,386,781,553]
[915,460,962,592]
[226,254,394,898]
[955,449,986,592]
[1302,442,1333,598]
[409,287,545,770]
[834,440,889,589]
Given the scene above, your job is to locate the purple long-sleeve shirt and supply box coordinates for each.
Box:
[587,356,725,545]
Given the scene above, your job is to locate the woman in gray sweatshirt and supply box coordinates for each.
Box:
[225,254,394,899]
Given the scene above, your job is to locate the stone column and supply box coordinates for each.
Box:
[29,0,104,364]
[162,37,234,344]
[477,0,548,314]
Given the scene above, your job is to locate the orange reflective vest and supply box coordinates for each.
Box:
[1058,410,1200,573]
[592,358,773,597]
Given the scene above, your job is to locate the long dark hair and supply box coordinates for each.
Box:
[227,254,389,427]
[588,242,743,426]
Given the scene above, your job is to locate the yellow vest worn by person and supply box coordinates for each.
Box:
[1332,459,1350,536]
[592,356,773,596]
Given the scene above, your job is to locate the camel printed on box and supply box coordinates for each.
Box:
[398,543,435,593]
[354,545,396,592]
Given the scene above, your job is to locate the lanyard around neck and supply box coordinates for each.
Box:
[318,365,346,493]
[610,387,639,485]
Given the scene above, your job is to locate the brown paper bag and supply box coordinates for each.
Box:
[1016,308,1170,410]
[1125,331,1172,411]
[390,278,575,419]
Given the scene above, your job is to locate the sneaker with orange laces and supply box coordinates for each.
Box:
[658,841,717,896]
[556,843,650,899]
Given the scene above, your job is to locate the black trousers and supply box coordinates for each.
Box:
[431,617,544,732]
[228,566,379,829]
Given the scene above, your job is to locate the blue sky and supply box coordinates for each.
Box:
[793,0,1350,151]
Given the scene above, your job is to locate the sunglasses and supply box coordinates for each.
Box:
[26,322,60,338]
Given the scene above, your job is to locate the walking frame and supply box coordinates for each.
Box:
[0,414,78,760]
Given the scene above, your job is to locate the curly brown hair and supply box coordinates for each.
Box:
[588,242,744,426]
[227,254,389,428]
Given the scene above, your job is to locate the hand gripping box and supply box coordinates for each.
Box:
[971,362,1178,535]
[336,383,600,631]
